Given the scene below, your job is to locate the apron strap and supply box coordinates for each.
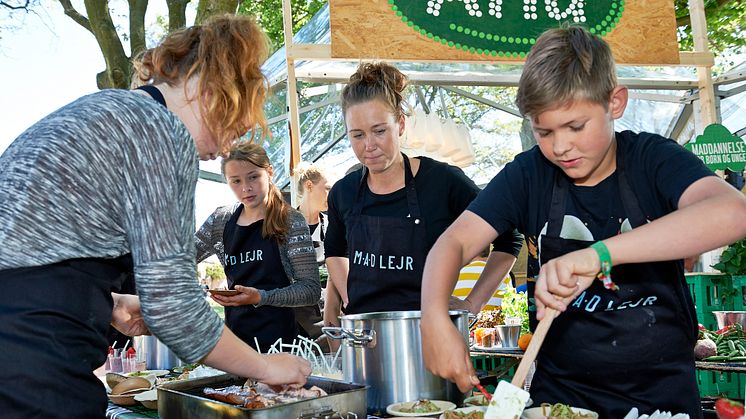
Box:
[546,172,567,238]
[615,140,647,228]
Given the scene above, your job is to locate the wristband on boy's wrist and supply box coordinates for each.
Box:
[590,241,619,291]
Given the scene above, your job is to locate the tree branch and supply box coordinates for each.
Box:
[128,0,147,58]
[0,0,30,10]
[58,0,92,34]
[166,0,190,31]
[83,0,130,88]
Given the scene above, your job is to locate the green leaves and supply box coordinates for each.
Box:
[713,238,746,276]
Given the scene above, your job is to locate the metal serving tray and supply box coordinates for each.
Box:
[158,374,367,419]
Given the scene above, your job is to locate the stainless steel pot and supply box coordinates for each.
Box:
[134,335,184,370]
[323,310,469,414]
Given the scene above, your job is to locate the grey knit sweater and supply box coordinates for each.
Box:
[0,89,223,364]
[195,204,321,307]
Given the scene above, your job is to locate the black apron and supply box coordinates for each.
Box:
[222,206,297,351]
[0,255,132,419]
[345,155,427,314]
[528,147,702,418]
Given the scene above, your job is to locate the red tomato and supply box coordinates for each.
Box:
[715,398,745,419]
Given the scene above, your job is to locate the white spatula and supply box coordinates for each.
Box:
[485,308,558,419]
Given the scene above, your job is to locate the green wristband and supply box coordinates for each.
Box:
[591,241,619,291]
[590,241,612,276]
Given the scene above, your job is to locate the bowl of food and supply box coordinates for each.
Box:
[440,406,487,418]
[387,399,457,417]
[713,311,746,330]
[463,395,489,407]
[522,403,598,419]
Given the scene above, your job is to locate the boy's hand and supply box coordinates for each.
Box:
[210,285,261,306]
[535,247,600,320]
[421,313,479,393]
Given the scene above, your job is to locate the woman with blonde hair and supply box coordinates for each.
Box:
[0,15,310,418]
[196,143,321,351]
[293,162,342,342]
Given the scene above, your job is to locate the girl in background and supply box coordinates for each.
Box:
[195,143,321,352]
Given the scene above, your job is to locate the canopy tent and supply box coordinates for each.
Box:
[198,2,746,190]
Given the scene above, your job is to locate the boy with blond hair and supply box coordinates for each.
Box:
[420,26,746,417]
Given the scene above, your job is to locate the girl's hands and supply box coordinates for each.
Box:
[111,293,150,336]
[210,285,262,306]
[256,353,312,387]
[534,247,600,320]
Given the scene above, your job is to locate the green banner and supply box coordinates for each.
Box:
[685,124,746,171]
[388,0,624,57]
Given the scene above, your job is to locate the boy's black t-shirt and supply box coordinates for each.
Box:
[468,130,716,277]
[325,156,523,259]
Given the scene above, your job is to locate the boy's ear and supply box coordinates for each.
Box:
[608,86,628,119]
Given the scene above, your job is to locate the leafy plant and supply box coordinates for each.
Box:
[713,238,746,276]
[501,284,529,334]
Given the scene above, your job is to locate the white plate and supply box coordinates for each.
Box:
[439,406,487,418]
[387,400,457,417]
[521,406,598,419]
[127,369,169,377]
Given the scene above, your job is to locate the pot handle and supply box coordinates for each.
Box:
[322,327,376,347]
[321,326,346,341]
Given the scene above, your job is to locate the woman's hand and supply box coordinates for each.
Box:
[111,293,150,336]
[535,247,599,320]
[256,353,312,386]
[421,313,478,393]
[210,285,261,306]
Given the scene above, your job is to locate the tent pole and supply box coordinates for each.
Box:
[282,0,303,206]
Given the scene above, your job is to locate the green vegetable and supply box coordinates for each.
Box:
[501,284,529,334]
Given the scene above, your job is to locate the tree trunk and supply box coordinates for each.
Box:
[195,0,238,24]
[166,0,190,31]
[83,0,131,89]
[128,0,148,60]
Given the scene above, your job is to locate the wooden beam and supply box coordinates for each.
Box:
[688,0,718,128]
[281,0,302,179]
[678,51,715,67]
[287,43,332,60]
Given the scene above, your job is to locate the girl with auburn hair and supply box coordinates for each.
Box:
[132,14,270,151]
[195,143,321,352]
[0,14,310,418]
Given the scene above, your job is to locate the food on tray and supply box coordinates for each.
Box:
[472,310,504,329]
[541,403,597,419]
[474,328,494,347]
[400,399,441,413]
[203,381,327,409]
[444,410,484,418]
